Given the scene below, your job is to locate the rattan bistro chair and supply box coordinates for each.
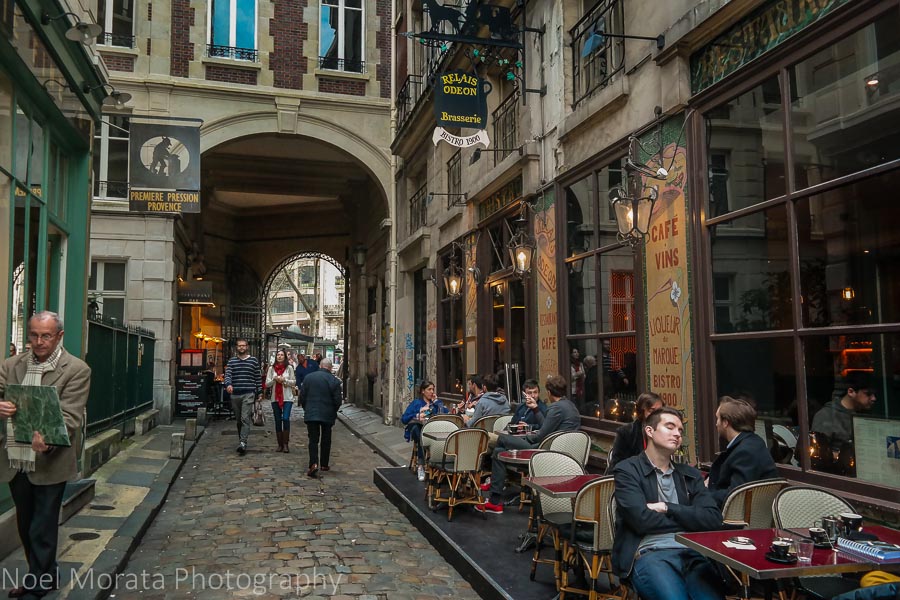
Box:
[529,451,585,586]
[773,485,860,600]
[428,413,465,427]
[429,428,490,521]
[545,431,592,467]
[493,414,514,433]
[721,478,788,529]
[420,419,459,496]
[558,476,617,600]
[607,497,633,600]
[471,414,501,432]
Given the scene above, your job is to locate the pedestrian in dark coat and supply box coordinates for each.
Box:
[606,392,663,473]
[300,358,342,477]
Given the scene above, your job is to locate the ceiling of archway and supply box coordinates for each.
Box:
[202,134,371,212]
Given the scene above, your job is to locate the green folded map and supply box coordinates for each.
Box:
[6,384,71,447]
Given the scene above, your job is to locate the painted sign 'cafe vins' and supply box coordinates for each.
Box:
[432,70,490,148]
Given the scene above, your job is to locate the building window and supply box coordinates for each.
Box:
[570,0,624,107]
[701,7,900,500]
[319,0,364,73]
[299,265,316,286]
[437,245,465,397]
[92,116,129,200]
[562,158,637,420]
[209,0,258,60]
[88,261,127,322]
[447,150,461,204]
[97,0,135,47]
[492,90,519,164]
[271,296,294,314]
[708,152,730,218]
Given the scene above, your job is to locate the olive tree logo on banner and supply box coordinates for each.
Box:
[432,70,491,148]
[128,117,202,214]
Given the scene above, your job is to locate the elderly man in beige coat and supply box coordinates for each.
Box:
[0,312,90,599]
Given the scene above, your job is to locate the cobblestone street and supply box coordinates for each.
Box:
[119,418,480,599]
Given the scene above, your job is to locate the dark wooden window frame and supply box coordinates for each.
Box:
[687,0,900,507]
[436,242,466,400]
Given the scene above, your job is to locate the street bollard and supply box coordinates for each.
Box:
[184,418,197,441]
[170,433,185,459]
[196,408,208,427]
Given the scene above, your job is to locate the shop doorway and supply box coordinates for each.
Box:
[489,278,530,395]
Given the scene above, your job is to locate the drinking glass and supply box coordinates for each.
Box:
[797,541,814,562]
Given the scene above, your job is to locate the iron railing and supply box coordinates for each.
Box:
[207,44,259,62]
[571,0,625,107]
[98,32,135,48]
[492,90,519,165]
[318,56,366,73]
[409,184,427,235]
[84,316,155,436]
[397,74,424,131]
[94,180,128,199]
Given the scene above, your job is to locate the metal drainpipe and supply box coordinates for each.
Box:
[385,0,399,427]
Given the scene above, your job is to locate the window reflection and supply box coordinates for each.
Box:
[710,206,792,332]
[705,77,785,216]
[790,9,900,187]
[797,169,900,328]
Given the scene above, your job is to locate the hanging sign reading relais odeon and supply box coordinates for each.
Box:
[432,70,491,149]
[128,117,203,214]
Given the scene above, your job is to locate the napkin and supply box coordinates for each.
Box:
[723,540,757,550]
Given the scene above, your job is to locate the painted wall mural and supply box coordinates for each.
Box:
[534,190,559,381]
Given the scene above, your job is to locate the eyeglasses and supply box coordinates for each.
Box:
[28,332,59,342]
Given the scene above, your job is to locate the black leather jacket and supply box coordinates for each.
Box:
[612,453,723,578]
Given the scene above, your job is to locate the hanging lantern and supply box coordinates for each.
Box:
[609,184,658,245]
[443,254,464,300]
[507,216,536,277]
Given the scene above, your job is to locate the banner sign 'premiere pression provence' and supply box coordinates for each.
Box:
[128,118,202,214]
[432,71,491,149]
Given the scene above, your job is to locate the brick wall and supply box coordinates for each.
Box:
[171,0,194,77]
[375,0,391,99]
[206,65,259,86]
[270,0,308,89]
[102,54,136,72]
[318,77,366,96]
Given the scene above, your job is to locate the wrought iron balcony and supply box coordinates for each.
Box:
[492,90,520,164]
[207,44,259,62]
[98,32,135,48]
[409,184,427,235]
[318,56,366,73]
[570,0,625,107]
[397,74,424,132]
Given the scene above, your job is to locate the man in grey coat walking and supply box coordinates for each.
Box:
[300,358,342,477]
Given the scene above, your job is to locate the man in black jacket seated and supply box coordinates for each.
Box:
[706,396,779,507]
[612,408,725,600]
[606,392,662,473]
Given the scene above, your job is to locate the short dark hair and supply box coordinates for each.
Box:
[636,392,662,420]
[717,396,756,432]
[468,375,484,389]
[483,373,500,392]
[235,338,248,345]
[645,407,683,431]
[845,372,873,394]
[545,375,567,398]
[522,379,539,390]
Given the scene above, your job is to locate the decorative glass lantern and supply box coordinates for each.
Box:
[507,218,536,277]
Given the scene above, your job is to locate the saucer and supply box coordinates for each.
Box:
[813,541,833,549]
[765,552,798,564]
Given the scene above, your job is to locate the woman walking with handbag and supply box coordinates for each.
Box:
[266,349,296,452]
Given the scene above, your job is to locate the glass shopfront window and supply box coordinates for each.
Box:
[562,157,637,420]
[701,6,900,499]
[437,246,465,397]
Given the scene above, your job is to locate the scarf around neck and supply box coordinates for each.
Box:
[273,362,287,408]
[7,347,63,472]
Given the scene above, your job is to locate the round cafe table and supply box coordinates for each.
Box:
[497,448,545,465]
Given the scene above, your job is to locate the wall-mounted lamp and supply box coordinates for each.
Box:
[470,146,524,166]
[82,83,132,108]
[41,12,102,44]
[443,244,464,300]
[842,287,855,301]
[609,107,667,246]
[467,266,482,285]
[428,191,468,209]
[507,210,536,278]
[351,245,367,267]
[567,249,585,275]
[865,73,879,88]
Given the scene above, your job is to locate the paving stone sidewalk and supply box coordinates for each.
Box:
[117,414,480,600]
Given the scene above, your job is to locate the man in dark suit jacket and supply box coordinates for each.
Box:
[707,396,778,507]
[612,408,725,600]
[606,392,662,473]
[0,312,90,599]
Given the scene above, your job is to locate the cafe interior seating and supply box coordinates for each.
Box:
[420,419,459,494]
[529,451,585,586]
[558,475,619,600]
[721,478,788,529]
[428,428,490,521]
[773,485,861,600]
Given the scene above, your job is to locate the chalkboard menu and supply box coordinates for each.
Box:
[176,375,207,416]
